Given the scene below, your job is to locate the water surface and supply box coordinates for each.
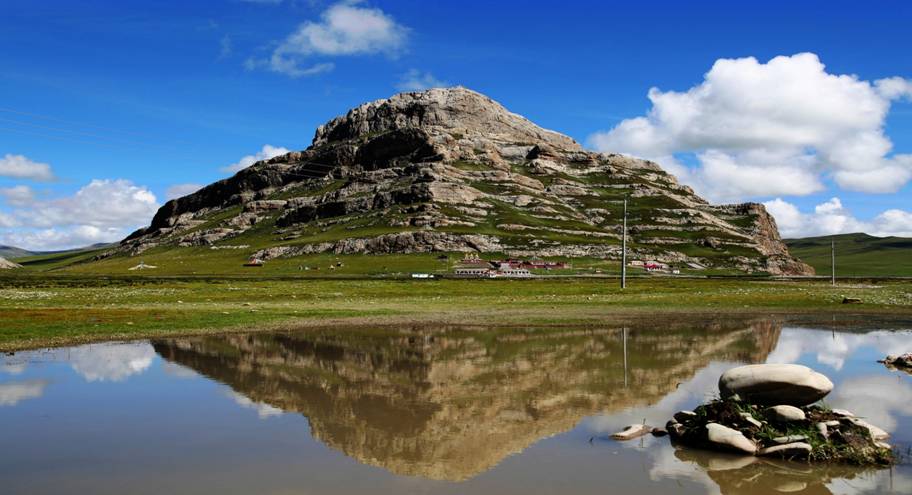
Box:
[2,315,912,494]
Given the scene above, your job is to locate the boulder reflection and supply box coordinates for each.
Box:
[152,319,781,481]
[674,447,883,494]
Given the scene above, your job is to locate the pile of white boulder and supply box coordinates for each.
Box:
[614,364,893,465]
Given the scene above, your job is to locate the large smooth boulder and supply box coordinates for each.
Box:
[706,423,757,454]
[719,364,833,406]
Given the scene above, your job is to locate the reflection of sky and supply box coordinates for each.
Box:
[67,343,156,382]
[0,379,48,406]
[768,327,912,371]
[1,325,911,494]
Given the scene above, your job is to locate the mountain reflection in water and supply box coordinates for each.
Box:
[152,318,782,481]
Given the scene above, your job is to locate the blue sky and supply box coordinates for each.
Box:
[1,0,911,250]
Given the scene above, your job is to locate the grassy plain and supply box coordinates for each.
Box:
[1,274,910,351]
[786,233,912,277]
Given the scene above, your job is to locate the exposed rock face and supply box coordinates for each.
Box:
[719,364,834,406]
[0,256,21,269]
[122,87,813,275]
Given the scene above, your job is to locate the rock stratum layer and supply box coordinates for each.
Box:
[123,87,812,274]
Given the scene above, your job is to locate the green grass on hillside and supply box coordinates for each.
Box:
[786,233,912,277]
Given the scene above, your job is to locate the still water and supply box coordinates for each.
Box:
[2,315,912,494]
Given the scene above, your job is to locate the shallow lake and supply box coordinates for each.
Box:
[2,315,912,494]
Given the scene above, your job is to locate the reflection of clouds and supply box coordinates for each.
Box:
[767,328,912,371]
[0,379,48,406]
[584,361,735,438]
[648,443,718,492]
[69,343,155,382]
[227,391,283,419]
[1,361,26,375]
[161,361,199,379]
[829,375,912,433]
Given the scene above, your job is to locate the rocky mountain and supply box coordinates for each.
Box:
[121,87,812,275]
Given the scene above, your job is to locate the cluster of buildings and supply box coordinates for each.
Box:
[452,254,570,278]
[629,260,680,274]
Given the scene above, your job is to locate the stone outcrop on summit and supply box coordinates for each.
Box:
[122,87,813,275]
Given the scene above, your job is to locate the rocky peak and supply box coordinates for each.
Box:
[312,87,581,161]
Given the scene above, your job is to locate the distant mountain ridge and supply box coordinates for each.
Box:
[0,243,112,261]
[785,233,912,277]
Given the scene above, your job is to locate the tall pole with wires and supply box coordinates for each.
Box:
[621,197,627,289]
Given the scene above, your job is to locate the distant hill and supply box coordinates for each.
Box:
[0,243,112,261]
[0,245,34,260]
[785,233,912,277]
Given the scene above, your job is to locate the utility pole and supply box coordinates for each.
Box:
[831,239,836,286]
[621,197,627,289]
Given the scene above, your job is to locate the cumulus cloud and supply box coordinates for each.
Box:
[165,183,203,200]
[0,379,48,406]
[0,185,36,207]
[0,179,159,251]
[0,154,55,181]
[69,343,156,382]
[261,1,408,77]
[764,197,912,238]
[221,144,290,174]
[395,69,449,92]
[588,53,912,201]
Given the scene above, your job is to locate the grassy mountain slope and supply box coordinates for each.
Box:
[785,233,912,277]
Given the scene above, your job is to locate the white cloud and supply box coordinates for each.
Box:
[263,1,408,77]
[219,34,232,59]
[165,183,203,200]
[764,197,912,238]
[0,185,36,207]
[0,154,55,181]
[0,179,160,251]
[588,53,912,200]
[0,379,48,406]
[69,343,156,382]
[395,69,449,92]
[221,144,290,174]
[876,76,912,100]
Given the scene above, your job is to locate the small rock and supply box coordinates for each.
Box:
[719,364,833,406]
[772,434,807,444]
[875,441,892,450]
[825,420,840,427]
[612,424,651,440]
[767,405,806,422]
[847,418,889,441]
[758,442,812,457]
[706,423,757,455]
[739,412,763,429]
[650,428,668,437]
[674,410,697,423]
[831,409,855,417]
[816,422,829,438]
[842,297,862,304]
[665,420,685,438]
